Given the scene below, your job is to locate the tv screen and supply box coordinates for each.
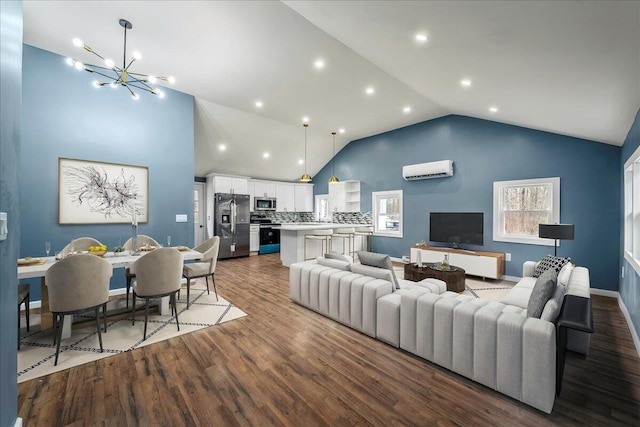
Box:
[430,212,484,247]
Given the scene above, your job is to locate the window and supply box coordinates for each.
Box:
[315,194,331,222]
[493,177,560,245]
[624,145,640,275]
[372,190,403,237]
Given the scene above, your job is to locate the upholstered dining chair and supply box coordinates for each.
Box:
[60,237,103,256]
[45,254,112,365]
[123,234,160,307]
[182,236,220,308]
[131,247,183,340]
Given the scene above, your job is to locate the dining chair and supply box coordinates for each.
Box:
[60,237,103,256]
[182,236,220,308]
[45,254,112,365]
[17,283,30,350]
[123,234,160,307]
[131,247,183,340]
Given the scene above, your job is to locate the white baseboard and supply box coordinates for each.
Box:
[590,288,619,298]
[501,275,520,283]
[617,295,640,359]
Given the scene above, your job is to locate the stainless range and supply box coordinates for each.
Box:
[250,215,281,254]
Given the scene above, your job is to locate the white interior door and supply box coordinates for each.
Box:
[194,182,205,247]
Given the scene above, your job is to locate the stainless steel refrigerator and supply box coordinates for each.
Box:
[214,193,250,259]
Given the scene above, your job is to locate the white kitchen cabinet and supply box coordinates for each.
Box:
[208,174,249,195]
[253,181,277,198]
[285,185,296,212]
[294,184,314,212]
[247,181,255,210]
[275,184,288,212]
[250,224,260,252]
[329,180,360,212]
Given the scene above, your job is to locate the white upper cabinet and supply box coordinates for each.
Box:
[253,181,277,198]
[209,174,249,195]
[294,184,314,212]
[329,180,360,212]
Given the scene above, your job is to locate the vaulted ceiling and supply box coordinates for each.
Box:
[23,1,640,181]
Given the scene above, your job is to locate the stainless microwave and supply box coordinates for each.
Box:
[255,197,276,211]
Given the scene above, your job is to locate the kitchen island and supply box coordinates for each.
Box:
[277,223,370,267]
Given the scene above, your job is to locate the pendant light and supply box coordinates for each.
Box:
[328,131,340,183]
[300,123,312,182]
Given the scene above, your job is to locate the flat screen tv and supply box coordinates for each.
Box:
[429,212,484,247]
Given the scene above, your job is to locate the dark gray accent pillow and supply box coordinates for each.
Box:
[527,268,558,318]
[357,251,400,289]
[325,252,351,262]
[533,255,570,278]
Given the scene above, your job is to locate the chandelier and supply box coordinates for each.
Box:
[66,19,175,99]
[328,131,340,183]
[300,123,312,182]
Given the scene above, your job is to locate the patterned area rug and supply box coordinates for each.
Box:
[17,285,246,383]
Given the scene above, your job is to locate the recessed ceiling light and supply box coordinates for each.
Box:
[263,152,270,159]
[460,79,472,87]
[365,87,375,95]
[255,100,263,108]
[314,58,325,69]
[489,106,498,113]
[339,128,345,134]
[403,106,412,113]
[415,34,428,42]
[302,116,309,123]
[218,144,227,151]
[298,159,304,165]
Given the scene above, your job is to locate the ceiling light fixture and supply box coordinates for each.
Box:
[66,19,175,99]
[415,34,428,42]
[219,144,227,151]
[460,79,472,87]
[263,152,270,159]
[298,159,304,165]
[366,87,375,95]
[314,58,325,69]
[300,123,312,182]
[489,106,498,113]
[339,128,345,134]
[328,131,340,183]
[302,116,309,123]
[403,106,412,113]
[255,100,263,108]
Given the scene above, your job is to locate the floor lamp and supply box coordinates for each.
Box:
[538,224,575,257]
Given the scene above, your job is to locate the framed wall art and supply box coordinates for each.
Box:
[58,157,149,225]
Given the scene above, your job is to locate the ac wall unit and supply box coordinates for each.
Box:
[402,160,454,180]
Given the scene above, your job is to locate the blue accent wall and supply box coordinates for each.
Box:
[0,2,22,425]
[21,45,195,301]
[620,108,640,342]
[314,115,620,290]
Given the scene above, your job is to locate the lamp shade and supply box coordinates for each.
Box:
[538,224,575,240]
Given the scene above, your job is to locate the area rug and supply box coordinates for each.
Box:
[17,285,247,383]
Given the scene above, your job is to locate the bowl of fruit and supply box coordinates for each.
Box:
[88,245,108,257]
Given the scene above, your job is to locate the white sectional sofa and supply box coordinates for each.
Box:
[289,256,591,414]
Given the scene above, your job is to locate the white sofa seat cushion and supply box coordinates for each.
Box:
[398,278,446,294]
[499,287,532,309]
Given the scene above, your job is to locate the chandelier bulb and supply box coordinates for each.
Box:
[65,57,74,66]
[158,90,165,99]
[131,92,140,100]
[72,38,83,48]
[104,58,114,68]
[110,82,118,89]
[148,75,157,84]
[132,51,142,61]
[92,81,100,88]
[74,61,84,71]
[167,76,176,84]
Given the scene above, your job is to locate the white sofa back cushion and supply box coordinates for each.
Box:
[350,263,395,284]
[316,256,351,271]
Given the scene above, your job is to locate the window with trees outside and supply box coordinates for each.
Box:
[315,194,331,222]
[624,145,640,275]
[372,190,403,237]
[493,177,560,245]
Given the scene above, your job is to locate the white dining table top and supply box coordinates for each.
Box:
[17,249,203,279]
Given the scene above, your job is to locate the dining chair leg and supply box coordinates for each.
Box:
[103,303,108,332]
[205,275,210,295]
[53,313,58,346]
[211,274,219,301]
[186,278,191,309]
[126,275,132,308]
[54,313,64,366]
[131,291,136,326]
[17,305,20,350]
[95,307,103,352]
[143,297,150,340]
[172,293,180,332]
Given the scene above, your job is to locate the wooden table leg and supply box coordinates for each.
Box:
[40,276,53,330]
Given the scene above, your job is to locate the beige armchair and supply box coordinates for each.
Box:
[123,235,160,307]
[60,237,103,256]
[131,247,183,340]
[182,236,220,308]
[45,254,112,365]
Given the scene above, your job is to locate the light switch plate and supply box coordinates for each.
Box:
[175,214,188,223]
[0,212,7,241]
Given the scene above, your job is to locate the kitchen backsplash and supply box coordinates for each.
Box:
[250,211,371,224]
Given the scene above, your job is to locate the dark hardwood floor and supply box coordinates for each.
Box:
[18,253,640,426]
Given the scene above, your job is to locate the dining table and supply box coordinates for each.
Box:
[18,248,203,339]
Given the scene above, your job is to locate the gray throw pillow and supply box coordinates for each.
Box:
[540,283,567,323]
[527,268,558,318]
[357,251,400,289]
[325,252,351,262]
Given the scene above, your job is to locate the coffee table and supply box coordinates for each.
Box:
[404,263,466,292]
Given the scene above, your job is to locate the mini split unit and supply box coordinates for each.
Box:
[402,160,454,180]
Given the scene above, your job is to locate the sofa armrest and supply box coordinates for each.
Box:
[523,261,538,278]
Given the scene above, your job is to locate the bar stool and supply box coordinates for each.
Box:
[331,227,356,258]
[304,229,333,260]
[18,283,30,349]
[354,226,374,252]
